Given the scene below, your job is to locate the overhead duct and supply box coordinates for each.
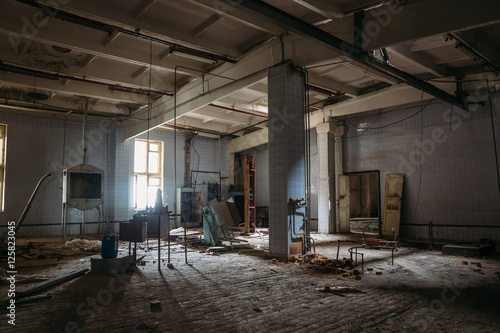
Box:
[217,0,468,110]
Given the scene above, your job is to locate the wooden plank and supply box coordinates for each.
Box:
[382,174,404,236]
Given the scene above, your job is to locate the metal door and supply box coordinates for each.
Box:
[382,174,404,237]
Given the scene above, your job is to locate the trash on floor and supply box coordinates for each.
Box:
[317,286,364,296]
[136,321,159,330]
[63,238,101,252]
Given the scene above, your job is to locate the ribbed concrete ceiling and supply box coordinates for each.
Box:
[0,0,499,139]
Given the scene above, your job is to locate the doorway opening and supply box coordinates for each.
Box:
[343,171,381,235]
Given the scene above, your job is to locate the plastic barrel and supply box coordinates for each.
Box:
[101,234,119,259]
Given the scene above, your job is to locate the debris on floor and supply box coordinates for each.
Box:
[16,268,89,299]
[179,300,199,309]
[0,274,49,285]
[316,286,364,296]
[150,300,162,312]
[279,253,354,273]
[136,321,159,330]
[16,294,52,305]
[15,258,60,268]
[63,238,101,252]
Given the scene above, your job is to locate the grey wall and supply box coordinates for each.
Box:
[344,92,500,242]
[190,135,230,199]
[0,113,111,236]
[0,112,230,237]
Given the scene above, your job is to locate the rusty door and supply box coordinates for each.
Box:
[382,174,404,237]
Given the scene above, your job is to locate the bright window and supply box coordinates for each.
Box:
[133,139,162,210]
[0,124,5,211]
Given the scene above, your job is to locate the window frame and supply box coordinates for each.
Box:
[133,139,163,210]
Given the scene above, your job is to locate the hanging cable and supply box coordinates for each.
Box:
[414,92,425,216]
[146,39,153,210]
[341,99,434,140]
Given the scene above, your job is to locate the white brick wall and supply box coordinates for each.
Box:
[344,92,500,242]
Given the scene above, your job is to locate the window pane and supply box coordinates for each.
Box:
[149,143,159,152]
[135,175,148,209]
[148,152,159,174]
[134,140,147,173]
[149,177,161,186]
[148,186,160,208]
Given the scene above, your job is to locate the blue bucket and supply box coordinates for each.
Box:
[101,233,119,259]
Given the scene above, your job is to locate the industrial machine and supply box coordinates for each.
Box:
[62,163,104,211]
[61,163,104,239]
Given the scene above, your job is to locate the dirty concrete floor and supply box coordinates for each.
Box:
[1,232,500,333]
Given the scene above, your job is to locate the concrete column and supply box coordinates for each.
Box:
[227,151,235,186]
[317,122,335,233]
[268,63,305,258]
[334,125,346,232]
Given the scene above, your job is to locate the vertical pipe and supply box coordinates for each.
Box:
[168,211,171,264]
[61,203,66,243]
[61,111,70,243]
[428,221,432,250]
[158,214,161,271]
[218,134,222,200]
[82,98,88,165]
[64,205,68,242]
[184,216,188,264]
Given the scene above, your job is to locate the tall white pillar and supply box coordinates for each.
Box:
[317,122,336,233]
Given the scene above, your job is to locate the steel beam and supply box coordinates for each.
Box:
[322,83,455,118]
[218,0,466,109]
[363,0,500,51]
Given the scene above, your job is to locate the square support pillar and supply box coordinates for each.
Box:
[268,63,305,258]
[316,122,336,234]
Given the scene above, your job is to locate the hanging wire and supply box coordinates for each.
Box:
[414,92,425,216]
[341,99,435,140]
[146,39,153,210]
[302,67,312,252]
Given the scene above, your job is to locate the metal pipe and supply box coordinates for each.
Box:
[15,172,55,234]
[208,103,268,118]
[61,111,71,243]
[0,61,173,96]
[161,123,223,137]
[16,0,237,64]
[220,119,268,138]
[16,268,89,299]
[219,134,222,200]
[82,98,88,165]
[0,100,127,119]
[158,214,161,271]
[221,0,467,110]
